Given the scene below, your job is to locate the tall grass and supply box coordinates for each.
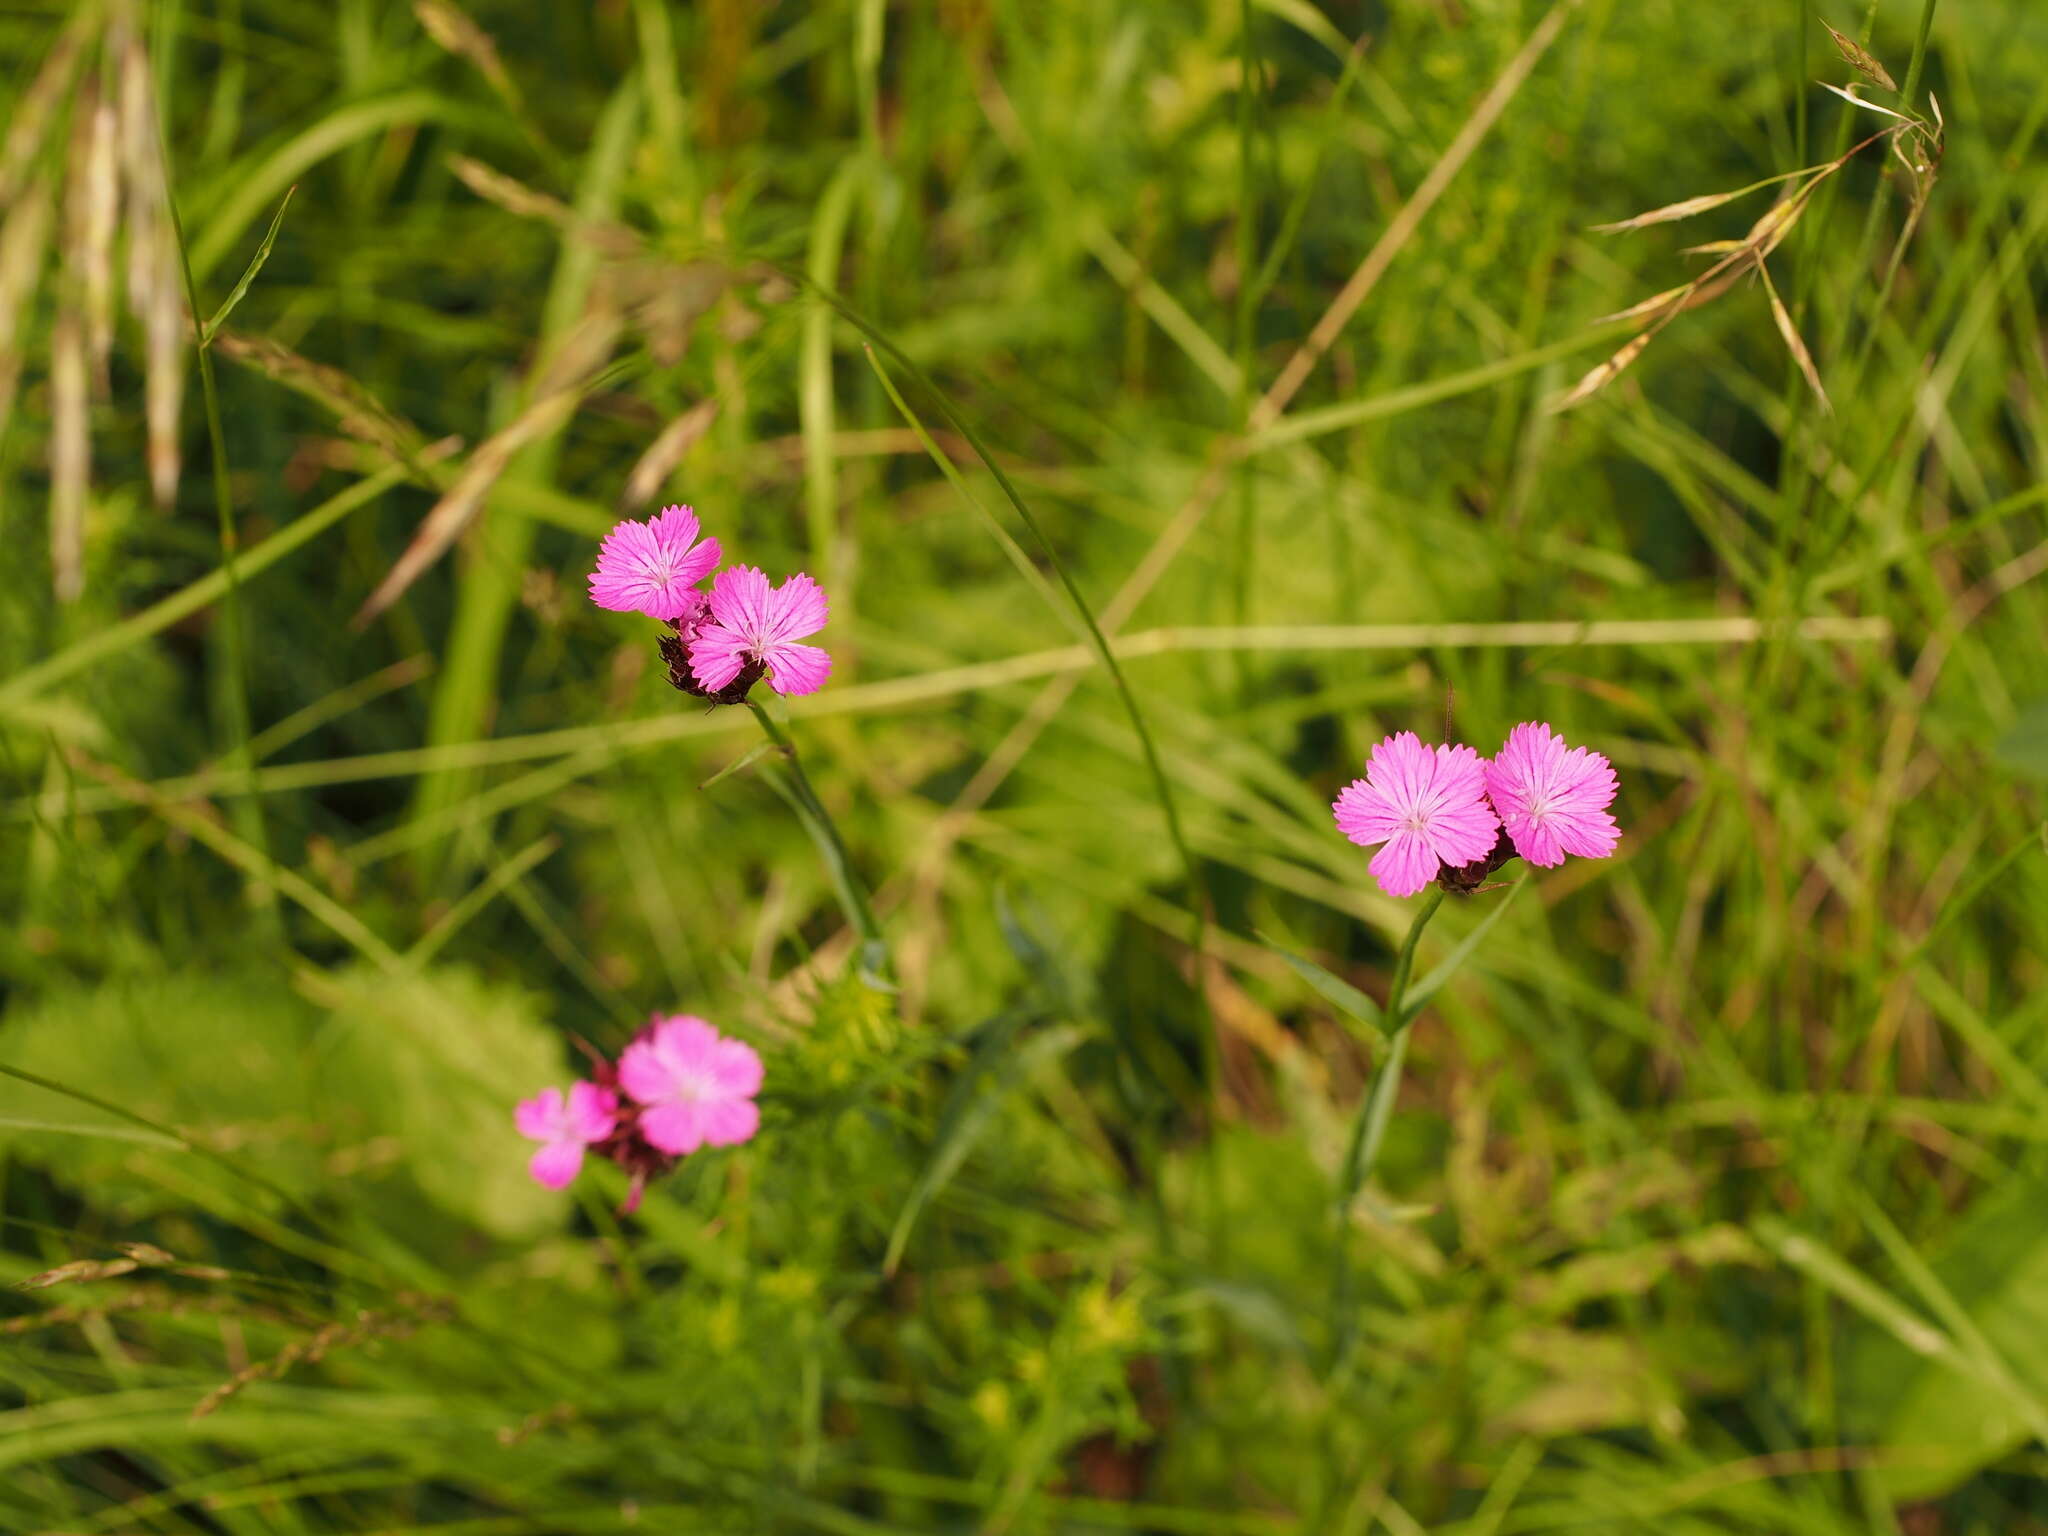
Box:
[3,0,2047,1529]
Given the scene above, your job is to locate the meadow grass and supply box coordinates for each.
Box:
[3,0,2048,1530]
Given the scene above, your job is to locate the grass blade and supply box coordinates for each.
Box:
[1257,935,1387,1039]
[200,184,294,344]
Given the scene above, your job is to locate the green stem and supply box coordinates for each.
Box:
[1328,889,1444,1365]
[746,701,887,979]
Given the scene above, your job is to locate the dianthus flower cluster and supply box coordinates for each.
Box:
[1332,722,1620,898]
[588,504,830,703]
[514,1014,763,1212]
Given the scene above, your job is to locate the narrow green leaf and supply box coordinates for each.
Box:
[1995,700,2048,780]
[698,739,781,792]
[1400,876,1524,1023]
[200,184,294,344]
[1257,934,1386,1038]
[883,1020,1083,1275]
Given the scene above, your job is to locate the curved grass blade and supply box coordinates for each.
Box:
[883,1019,1083,1276]
[786,271,1209,953]
[1399,876,1524,1022]
[1256,934,1387,1039]
[199,183,294,344]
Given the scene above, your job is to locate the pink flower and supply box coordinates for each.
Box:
[514,1081,619,1190]
[1333,732,1501,898]
[588,504,721,621]
[616,1015,764,1156]
[1483,722,1620,867]
[689,566,831,698]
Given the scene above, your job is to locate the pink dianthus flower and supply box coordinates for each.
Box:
[1483,722,1620,867]
[513,1081,618,1191]
[688,566,831,698]
[616,1015,764,1156]
[1333,731,1501,898]
[588,504,721,621]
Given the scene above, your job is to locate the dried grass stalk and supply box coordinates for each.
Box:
[1555,332,1653,412]
[622,398,720,508]
[1821,20,1897,92]
[116,7,185,505]
[143,235,186,507]
[0,9,91,208]
[50,304,90,601]
[213,329,431,467]
[77,78,122,393]
[0,176,54,435]
[351,307,619,625]
[351,388,583,627]
[446,153,571,225]
[413,0,522,109]
[1756,258,1830,413]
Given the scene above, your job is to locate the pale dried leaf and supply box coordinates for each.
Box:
[50,305,90,602]
[1592,187,1757,234]
[532,305,621,398]
[64,77,120,395]
[415,0,522,106]
[622,398,720,508]
[446,154,570,224]
[19,1256,140,1290]
[213,330,432,466]
[0,9,91,208]
[0,176,54,435]
[1592,285,1692,327]
[1551,332,1652,412]
[1678,239,1746,256]
[118,21,165,316]
[1818,80,1914,123]
[144,234,185,508]
[1756,258,1830,414]
[1821,20,1897,91]
[351,389,582,627]
[1745,193,1811,261]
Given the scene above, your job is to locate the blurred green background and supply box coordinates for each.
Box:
[4,0,2048,1529]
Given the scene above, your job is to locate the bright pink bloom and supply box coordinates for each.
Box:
[1333,732,1501,898]
[616,1015,764,1156]
[689,566,831,698]
[514,1081,618,1190]
[1483,722,1620,867]
[588,504,721,621]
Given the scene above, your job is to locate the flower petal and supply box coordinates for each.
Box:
[763,641,831,696]
[705,1036,764,1098]
[528,1139,585,1190]
[688,626,750,693]
[761,571,828,645]
[698,1097,760,1148]
[639,1100,709,1156]
[564,1081,618,1142]
[1333,778,1400,847]
[1369,830,1439,898]
[707,565,774,645]
[616,1038,673,1106]
[514,1087,565,1142]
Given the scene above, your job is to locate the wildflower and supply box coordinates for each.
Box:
[688,565,831,699]
[1333,732,1501,898]
[587,504,721,621]
[1483,722,1620,867]
[513,1081,619,1191]
[616,1014,764,1156]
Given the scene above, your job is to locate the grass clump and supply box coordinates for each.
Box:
[3,0,2047,1530]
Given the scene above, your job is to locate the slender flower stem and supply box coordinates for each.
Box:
[1328,888,1444,1371]
[746,700,888,977]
